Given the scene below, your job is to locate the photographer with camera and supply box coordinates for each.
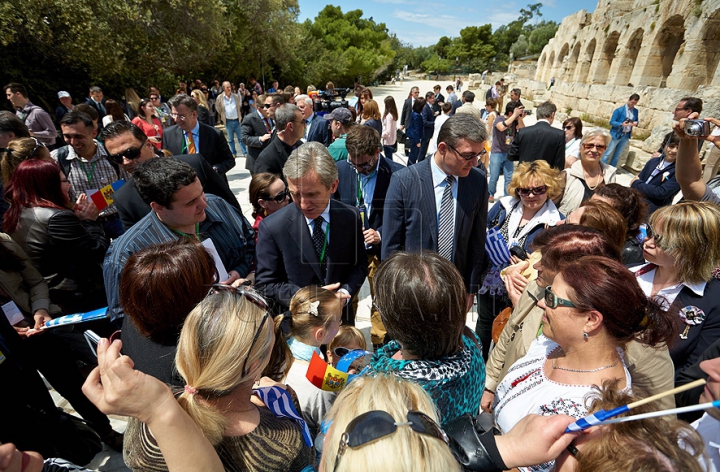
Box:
[673,113,720,205]
[652,97,703,158]
[601,93,639,167]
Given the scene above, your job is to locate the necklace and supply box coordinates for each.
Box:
[584,170,602,191]
[551,357,618,373]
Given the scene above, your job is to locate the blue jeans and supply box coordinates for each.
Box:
[225,119,242,155]
[602,135,630,167]
[383,145,395,161]
[489,152,513,197]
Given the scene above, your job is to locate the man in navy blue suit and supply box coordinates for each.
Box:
[382,114,489,310]
[255,142,368,324]
[296,94,331,146]
[334,126,403,346]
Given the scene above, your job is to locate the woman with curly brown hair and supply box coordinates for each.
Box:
[592,183,648,265]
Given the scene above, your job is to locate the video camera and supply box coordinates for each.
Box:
[313,88,351,113]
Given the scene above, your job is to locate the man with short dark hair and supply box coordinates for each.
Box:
[162,94,235,178]
[382,114,489,310]
[267,80,279,94]
[432,85,445,114]
[602,93,640,167]
[254,104,306,176]
[334,126,402,346]
[4,82,57,146]
[101,121,240,229]
[652,97,704,158]
[85,86,107,127]
[103,158,255,323]
[446,84,458,103]
[509,88,523,108]
[490,101,526,200]
[454,91,483,121]
[419,91,436,160]
[52,111,128,238]
[325,108,355,162]
[241,94,275,174]
[255,142,368,324]
[508,100,564,170]
[215,81,244,158]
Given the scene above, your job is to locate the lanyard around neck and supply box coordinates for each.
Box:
[78,159,97,183]
[319,222,329,264]
[171,223,201,241]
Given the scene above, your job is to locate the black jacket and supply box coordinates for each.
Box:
[254,136,298,176]
[508,121,565,170]
[114,154,241,230]
[241,112,273,173]
[162,123,235,175]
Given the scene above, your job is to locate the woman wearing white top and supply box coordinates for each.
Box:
[381,96,398,161]
[493,256,676,472]
[562,117,583,168]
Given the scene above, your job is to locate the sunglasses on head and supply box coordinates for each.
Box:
[543,286,576,309]
[516,185,547,197]
[107,138,148,164]
[333,410,448,472]
[29,137,46,158]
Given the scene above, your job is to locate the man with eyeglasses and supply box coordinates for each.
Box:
[650,97,704,158]
[51,110,129,239]
[241,94,277,174]
[508,100,564,170]
[162,94,235,180]
[104,158,255,326]
[601,93,640,167]
[382,114,489,311]
[101,121,240,229]
[334,126,403,348]
[254,104,305,176]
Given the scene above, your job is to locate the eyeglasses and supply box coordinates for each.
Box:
[170,112,193,121]
[446,142,487,161]
[645,223,662,244]
[674,106,689,112]
[333,410,448,472]
[262,104,273,109]
[543,286,576,309]
[107,138,148,164]
[347,154,377,172]
[29,137,46,158]
[582,143,607,151]
[563,126,574,130]
[205,284,270,378]
[150,96,159,100]
[516,185,548,197]
[264,189,289,204]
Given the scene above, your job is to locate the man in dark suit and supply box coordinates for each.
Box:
[162,94,235,178]
[101,121,240,229]
[432,84,445,115]
[241,94,277,174]
[382,114,489,310]
[399,86,419,130]
[254,104,305,176]
[508,100,565,170]
[85,86,106,126]
[419,91,436,160]
[255,142,368,324]
[296,94,331,146]
[334,126,403,346]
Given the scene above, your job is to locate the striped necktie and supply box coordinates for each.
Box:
[185,131,196,154]
[437,175,455,260]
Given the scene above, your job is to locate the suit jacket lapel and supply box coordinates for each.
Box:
[455,176,472,258]
[417,160,438,248]
[287,204,324,282]
[198,124,211,157]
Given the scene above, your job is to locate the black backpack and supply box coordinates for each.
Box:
[485,87,493,100]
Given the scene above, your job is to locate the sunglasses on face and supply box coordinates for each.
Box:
[264,189,289,204]
[516,185,548,197]
[543,286,576,309]
[333,410,448,472]
[563,126,574,130]
[206,284,270,378]
[645,223,662,244]
[262,104,273,109]
[108,138,148,164]
[150,96,159,100]
[582,143,607,151]
[446,142,487,161]
[347,155,377,172]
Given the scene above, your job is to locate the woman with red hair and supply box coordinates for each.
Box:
[4,159,108,313]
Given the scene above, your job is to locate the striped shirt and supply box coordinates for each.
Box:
[51,142,129,217]
[103,195,255,321]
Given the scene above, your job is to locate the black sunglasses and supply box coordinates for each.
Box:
[333,410,448,472]
[262,104,273,109]
[516,185,548,197]
[108,138,148,164]
[263,188,289,204]
[29,137,46,158]
[645,223,662,244]
[206,284,270,378]
[333,347,351,358]
[446,142,487,161]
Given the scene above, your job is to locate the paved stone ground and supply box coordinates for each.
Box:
[52,78,635,470]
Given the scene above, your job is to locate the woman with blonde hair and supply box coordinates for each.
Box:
[477,160,562,358]
[361,99,382,136]
[0,137,52,184]
[124,88,142,119]
[556,128,617,215]
[124,288,311,471]
[633,201,720,377]
[191,89,213,126]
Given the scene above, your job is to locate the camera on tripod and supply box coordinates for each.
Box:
[313,88,351,113]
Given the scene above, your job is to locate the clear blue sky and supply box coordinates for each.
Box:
[297,0,599,47]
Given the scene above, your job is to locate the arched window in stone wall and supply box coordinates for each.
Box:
[637,15,684,88]
[700,9,720,88]
[568,42,582,82]
[538,52,547,81]
[547,50,556,83]
[577,38,597,84]
[613,28,644,86]
[557,43,570,80]
[591,31,620,84]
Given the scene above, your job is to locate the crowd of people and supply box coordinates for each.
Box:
[1,75,720,472]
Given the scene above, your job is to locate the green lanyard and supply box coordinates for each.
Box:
[79,160,97,184]
[319,222,329,264]
[171,223,201,241]
[356,173,364,206]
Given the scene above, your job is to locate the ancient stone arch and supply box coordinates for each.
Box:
[636,15,685,88]
[539,52,547,75]
[612,28,644,86]
[568,41,582,81]
[575,38,596,83]
[590,31,621,84]
[547,50,556,82]
[556,43,570,78]
[698,9,720,88]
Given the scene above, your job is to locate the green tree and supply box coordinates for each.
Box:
[528,21,559,54]
[510,34,530,58]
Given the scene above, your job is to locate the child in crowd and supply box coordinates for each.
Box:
[279,287,343,436]
[326,326,368,374]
